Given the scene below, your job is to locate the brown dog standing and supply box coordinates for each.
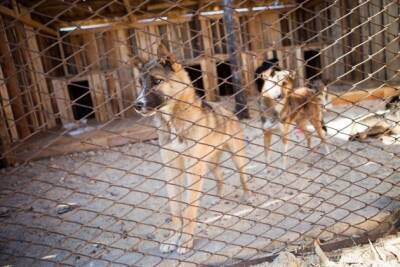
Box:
[133,44,250,254]
[260,68,329,167]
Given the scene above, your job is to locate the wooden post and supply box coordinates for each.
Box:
[115,29,135,116]
[370,0,385,81]
[83,33,100,71]
[295,47,305,87]
[14,21,42,130]
[88,73,109,123]
[24,24,56,129]
[0,66,18,141]
[199,18,218,101]
[328,2,345,80]
[52,79,74,126]
[359,2,372,80]
[222,0,249,119]
[385,2,400,82]
[0,16,30,138]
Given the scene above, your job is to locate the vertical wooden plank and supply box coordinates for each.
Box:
[296,47,305,87]
[200,18,218,101]
[0,105,14,166]
[24,25,57,129]
[0,66,18,141]
[0,16,30,138]
[14,21,41,129]
[107,71,124,116]
[370,0,386,81]
[88,73,108,123]
[247,14,262,52]
[347,0,363,81]
[385,1,399,82]
[262,12,281,46]
[115,29,135,116]
[328,2,345,80]
[148,25,159,57]
[52,79,73,126]
[241,52,257,95]
[83,33,100,71]
[70,35,85,74]
[359,1,372,78]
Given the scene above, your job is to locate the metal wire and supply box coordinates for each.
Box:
[0,0,399,266]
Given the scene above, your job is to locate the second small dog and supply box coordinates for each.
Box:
[260,67,330,167]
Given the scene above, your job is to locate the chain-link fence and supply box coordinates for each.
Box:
[0,0,399,266]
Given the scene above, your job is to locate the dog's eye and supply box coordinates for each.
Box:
[153,78,163,85]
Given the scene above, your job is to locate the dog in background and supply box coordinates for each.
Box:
[255,57,280,93]
[133,44,250,254]
[259,66,330,167]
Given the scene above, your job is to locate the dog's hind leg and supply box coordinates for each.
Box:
[311,117,330,154]
[227,134,251,202]
[209,150,225,203]
[281,122,292,169]
[159,149,185,253]
[298,119,312,149]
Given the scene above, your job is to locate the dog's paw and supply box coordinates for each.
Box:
[240,191,253,205]
[176,234,193,254]
[211,195,222,206]
[159,231,181,253]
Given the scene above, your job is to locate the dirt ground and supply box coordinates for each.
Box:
[0,98,399,266]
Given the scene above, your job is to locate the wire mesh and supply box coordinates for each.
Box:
[0,0,399,266]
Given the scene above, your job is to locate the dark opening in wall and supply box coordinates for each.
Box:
[185,65,205,97]
[0,142,7,168]
[68,80,95,120]
[217,61,234,96]
[304,50,322,81]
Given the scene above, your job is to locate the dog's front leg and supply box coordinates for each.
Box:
[177,159,206,254]
[263,130,273,162]
[159,148,185,253]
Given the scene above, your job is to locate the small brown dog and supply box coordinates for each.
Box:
[260,68,329,167]
[133,44,250,254]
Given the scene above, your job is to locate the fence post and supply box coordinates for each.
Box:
[223,0,250,119]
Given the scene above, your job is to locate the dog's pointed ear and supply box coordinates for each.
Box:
[261,68,274,79]
[157,43,182,72]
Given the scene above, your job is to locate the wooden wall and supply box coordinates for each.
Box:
[0,0,399,162]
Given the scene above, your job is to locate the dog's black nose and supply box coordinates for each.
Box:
[134,101,144,111]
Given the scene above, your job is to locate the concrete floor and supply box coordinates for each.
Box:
[0,98,399,266]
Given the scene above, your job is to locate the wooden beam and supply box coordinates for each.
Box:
[114,29,135,116]
[88,73,109,123]
[24,24,57,129]
[0,106,15,166]
[146,1,197,11]
[83,33,100,71]
[14,21,41,130]
[295,47,305,87]
[52,79,74,126]
[0,5,57,36]
[0,66,18,141]
[199,18,218,101]
[0,17,31,138]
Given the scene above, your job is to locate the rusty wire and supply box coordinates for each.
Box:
[0,0,400,266]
